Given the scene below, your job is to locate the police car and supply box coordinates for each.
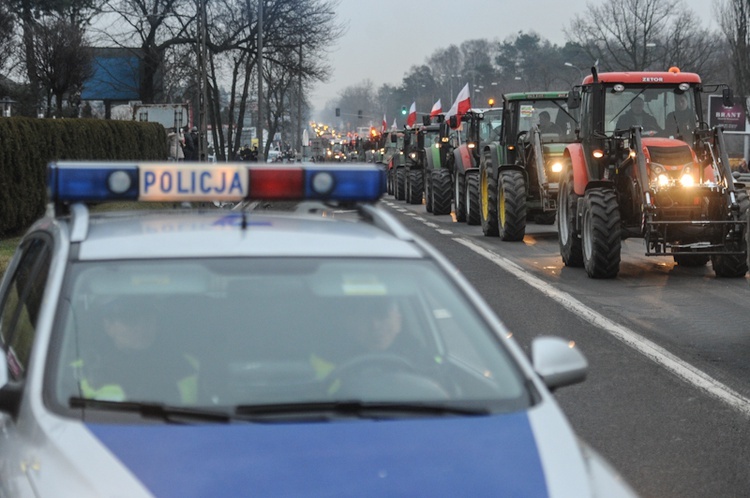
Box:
[0,161,636,497]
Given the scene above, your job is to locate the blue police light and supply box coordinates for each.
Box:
[48,162,386,204]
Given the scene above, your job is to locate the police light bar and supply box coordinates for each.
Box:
[47,162,387,203]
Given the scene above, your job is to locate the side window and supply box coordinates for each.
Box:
[0,236,53,381]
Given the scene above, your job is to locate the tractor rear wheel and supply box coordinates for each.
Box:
[582,188,621,278]
[395,168,406,201]
[558,168,584,267]
[431,169,453,215]
[424,171,433,212]
[454,172,466,222]
[465,171,481,225]
[498,170,527,241]
[711,190,749,277]
[480,164,499,236]
[387,168,394,195]
[407,169,423,205]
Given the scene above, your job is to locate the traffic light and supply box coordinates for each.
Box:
[358,110,362,119]
[335,108,340,117]
[401,105,407,115]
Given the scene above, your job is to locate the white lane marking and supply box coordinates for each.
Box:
[436,229,454,235]
[404,212,416,217]
[455,237,750,417]
[424,222,439,228]
[413,217,426,222]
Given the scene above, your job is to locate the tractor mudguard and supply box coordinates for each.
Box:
[428,145,442,170]
[565,143,589,196]
[456,145,476,174]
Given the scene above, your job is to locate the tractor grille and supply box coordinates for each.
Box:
[646,145,693,166]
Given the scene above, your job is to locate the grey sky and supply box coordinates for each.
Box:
[310,0,720,111]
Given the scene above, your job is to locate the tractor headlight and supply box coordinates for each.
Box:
[658,174,670,187]
[551,162,563,173]
[679,174,694,187]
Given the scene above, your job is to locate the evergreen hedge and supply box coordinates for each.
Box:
[0,118,168,237]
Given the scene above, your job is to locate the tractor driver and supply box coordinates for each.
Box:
[616,97,660,134]
[538,111,562,135]
[666,93,696,139]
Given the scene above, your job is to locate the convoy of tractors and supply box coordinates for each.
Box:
[375,67,750,278]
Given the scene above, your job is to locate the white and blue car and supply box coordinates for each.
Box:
[0,162,637,497]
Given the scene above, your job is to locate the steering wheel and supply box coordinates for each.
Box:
[329,353,416,379]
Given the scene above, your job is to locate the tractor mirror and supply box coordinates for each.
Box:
[567,90,581,109]
[448,115,458,129]
[439,122,449,138]
[390,134,398,143]
[723,87,734,108]
[417,132,424,148]
[422,115,431,126]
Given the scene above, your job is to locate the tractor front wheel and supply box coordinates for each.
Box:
[582,188,621,278]
[498,170,527,241]
[465,171,481,225]
[454,172,466,222]
[480,163,499,236]
[558,168,584,267]
[711,190,749,277]
[431,169,453,215]
[424,171,433,212]
[407,169,423,205]
[395,168,406,201]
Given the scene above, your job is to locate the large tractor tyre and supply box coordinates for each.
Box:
[407,169,423,205]
[465,171,481,226]
[498,170,527,242]
[480,164,499,237]
[454,172,467,222]
[558,168,584,267]
[404,170,412,203]
[424,172,433,213]
[711,190,750,277]
[386,168,394,195]
[395,168,406,201]
[673,254,710,267]
[431,169,453,215]
[581,189,622,279]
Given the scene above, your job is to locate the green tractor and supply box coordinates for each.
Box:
[449,107,504,223]
[381,130,408,199]
[479,92,577,239]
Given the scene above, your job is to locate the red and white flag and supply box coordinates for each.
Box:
[430,99,442,118]
[391,118,398,130]
[406,102,417,127]
[381,113,387,133]
[445,83,471,128]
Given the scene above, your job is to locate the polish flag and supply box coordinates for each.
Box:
[445,83,471,128]
[430,99,442,117]
[406,102,417,127]
[381,113,387,133]
[391,118,398,130]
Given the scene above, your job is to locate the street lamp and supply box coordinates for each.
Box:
[564,62,584,81]
[1,96,16,117]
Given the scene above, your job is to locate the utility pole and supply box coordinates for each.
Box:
[257,0,264,162]
[198,0,208,161]
[297,42,303,157]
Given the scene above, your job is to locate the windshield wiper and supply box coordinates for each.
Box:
[234,400,490,420]
[69,397,232,424]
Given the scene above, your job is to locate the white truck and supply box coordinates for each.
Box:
[132,103,191,130]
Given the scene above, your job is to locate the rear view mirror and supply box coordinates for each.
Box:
[567,90,581,110]
[448,116,458,129]
[532,336,588,391]
[390,134,398,143]
[417,132,424,149]
[422,115,431,126]
[723,87,734,108]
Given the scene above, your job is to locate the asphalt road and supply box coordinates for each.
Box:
[378,195,750,498]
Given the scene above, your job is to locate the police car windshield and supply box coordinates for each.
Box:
[50,258,530,418]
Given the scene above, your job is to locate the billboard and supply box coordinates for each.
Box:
[81,48,141,101]
[707,95,747,133]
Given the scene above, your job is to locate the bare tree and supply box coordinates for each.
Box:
[566,0,680,71]
[0,4,15,77]
[29,16,93,116]
[718,0,750,118]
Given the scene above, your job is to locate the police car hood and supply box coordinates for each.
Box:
[83,403,597,497]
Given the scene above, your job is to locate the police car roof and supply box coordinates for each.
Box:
[75,209,425,260]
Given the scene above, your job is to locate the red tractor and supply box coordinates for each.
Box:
[560,67,747,278]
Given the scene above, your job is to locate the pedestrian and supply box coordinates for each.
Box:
[183,126,197,161]
[167,127,185,161]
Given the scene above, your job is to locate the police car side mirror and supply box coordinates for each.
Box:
[722,87,734,108]
[531,336,588,391]
[0,354,22,416]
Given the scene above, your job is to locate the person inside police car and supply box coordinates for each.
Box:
[666,92,696,139]
[616,96,660,133]
[75,297,197,404]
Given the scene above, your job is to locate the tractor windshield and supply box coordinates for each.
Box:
[605,85,698,139]
[517,99,576,143]
[479,109,504,143]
